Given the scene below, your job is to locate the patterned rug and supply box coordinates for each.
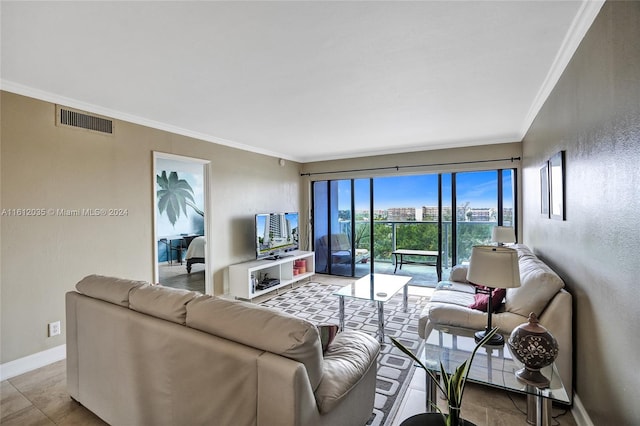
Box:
[259,280,430,426]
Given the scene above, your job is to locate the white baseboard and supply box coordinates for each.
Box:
[0,345,66,381]
[572,393,594,426]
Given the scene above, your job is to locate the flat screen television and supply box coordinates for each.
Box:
[255,212,299,260]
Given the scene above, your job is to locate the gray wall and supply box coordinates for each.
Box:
[522,2,640,424]
[0,92,303,363]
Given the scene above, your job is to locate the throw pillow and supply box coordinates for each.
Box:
[468,288,506,312]
[318,324,339,353]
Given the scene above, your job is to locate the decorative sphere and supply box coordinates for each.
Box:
[507,312,558,387]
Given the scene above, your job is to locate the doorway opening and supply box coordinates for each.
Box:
[153,152,211,294]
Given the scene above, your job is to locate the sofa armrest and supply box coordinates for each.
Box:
[436,281,476,294]
[314,330,379,414]
[538,289,573,400]
[65,292,79,400]
[448,264,469,283]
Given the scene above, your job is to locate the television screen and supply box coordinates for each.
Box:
[255,212,299,259]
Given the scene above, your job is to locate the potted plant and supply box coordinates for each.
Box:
[390,327,499,426]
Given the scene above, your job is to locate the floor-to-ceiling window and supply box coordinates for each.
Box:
[501,169,516,227]
[454,170,497,263]
[312,180,331,274]
[371,175,440,280]
[353,179,372,277]
[441,174,453,269]
[312,168,517,285]
[452,169,516,264]
[313,179,371,277]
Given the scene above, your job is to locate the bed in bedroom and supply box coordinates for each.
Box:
[185,236,205,273]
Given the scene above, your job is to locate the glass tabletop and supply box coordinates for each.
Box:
[333,273,411,303]
[420,326,570,404]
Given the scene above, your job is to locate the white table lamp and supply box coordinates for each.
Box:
[492,226,516,245]
[467,245,521,345]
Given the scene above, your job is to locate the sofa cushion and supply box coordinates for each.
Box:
[430,288,475,307]
[505,245,564,317]
[76,274,147,307]
[314,330,379,414]
[186,297,324,390]
[129,284,201,325]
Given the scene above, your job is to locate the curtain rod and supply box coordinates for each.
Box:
[300,156,521,177]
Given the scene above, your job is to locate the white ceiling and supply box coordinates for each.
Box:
[1,1,603,163]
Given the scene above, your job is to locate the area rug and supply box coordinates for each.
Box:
[259,280,429,426]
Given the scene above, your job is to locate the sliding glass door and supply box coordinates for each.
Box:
[353,179,372,277]
[313,179,371,277]
[454,171,497,263]
[312,168,517,284]
[441,174,453,269]
[453,169,516,264]
[371,175,440,281]
[501,169,516,227]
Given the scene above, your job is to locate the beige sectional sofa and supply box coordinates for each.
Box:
[66,275,380,426]
[418,244,573,401]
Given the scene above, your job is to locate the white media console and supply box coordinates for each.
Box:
[228,250,315,300]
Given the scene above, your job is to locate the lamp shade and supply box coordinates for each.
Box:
[466,245,521,289]
[492,226,516,244]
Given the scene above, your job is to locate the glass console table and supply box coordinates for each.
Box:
[420,326,570,426]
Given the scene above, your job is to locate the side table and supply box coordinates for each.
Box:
[420,327,570,426]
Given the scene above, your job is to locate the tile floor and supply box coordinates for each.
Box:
[158,261,206,292]
[0,358,576,426]
[1,360,105,425]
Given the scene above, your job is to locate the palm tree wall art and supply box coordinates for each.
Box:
[156,170,204,227]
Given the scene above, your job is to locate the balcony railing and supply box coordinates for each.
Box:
[349,220,497,268]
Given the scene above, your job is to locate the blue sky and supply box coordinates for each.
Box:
[340,171,513,210]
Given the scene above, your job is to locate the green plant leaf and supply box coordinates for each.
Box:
[390,327,500,415]
[458,327,500,403]
[389,336,446,396]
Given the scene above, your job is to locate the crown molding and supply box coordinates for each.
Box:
[0,80,297,162]
[520,0,605,139]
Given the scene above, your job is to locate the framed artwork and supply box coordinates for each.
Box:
[549,151,565,220]
[540,163,549,217]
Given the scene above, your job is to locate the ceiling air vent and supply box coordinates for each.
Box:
[56,106,114,135]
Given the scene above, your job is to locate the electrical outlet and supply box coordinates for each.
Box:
[48,321,61,337]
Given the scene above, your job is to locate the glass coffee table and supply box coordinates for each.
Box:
[334,273,411,343]
[420,326,570,426]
